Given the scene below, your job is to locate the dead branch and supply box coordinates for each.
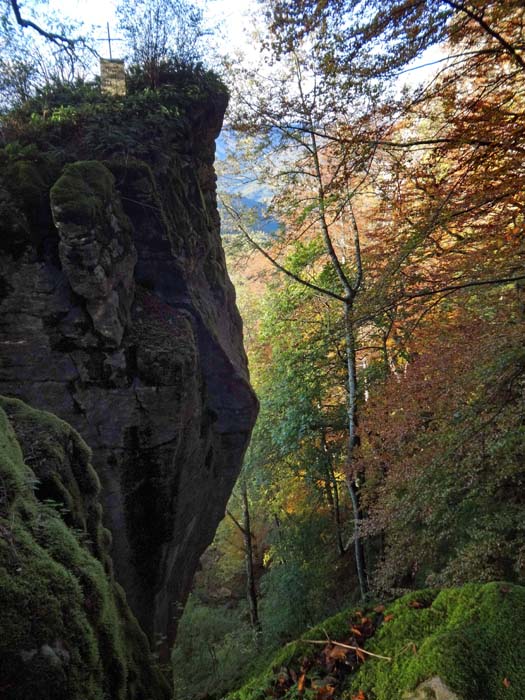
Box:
[300,638,392,662]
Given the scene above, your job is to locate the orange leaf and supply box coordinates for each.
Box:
[374,604,385,613]
[351,626,363,637]
[356,647,366,663]
[384,614,395,622]
[352,691,366,700]
[315,685,335,700]
[297,673,306,694]
[503,677,511,688]
[408,600,424,609]
[325,644,348,662]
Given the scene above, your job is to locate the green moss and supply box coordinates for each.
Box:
[0,407,36,517]
[346,583,525,700]
[50,160,116,225]
[227,607,362,700]
[0,397,170,700]
[0,145,58,255]
[229,584,525,700]
[0,396,104,556]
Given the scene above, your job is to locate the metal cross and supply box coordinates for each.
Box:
[96,23,124,60]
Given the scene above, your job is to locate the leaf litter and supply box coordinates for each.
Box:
[263,599,433,700]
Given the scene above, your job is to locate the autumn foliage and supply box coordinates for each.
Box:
[173,2,525,697]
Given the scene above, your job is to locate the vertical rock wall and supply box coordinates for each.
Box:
[0,81,258,657]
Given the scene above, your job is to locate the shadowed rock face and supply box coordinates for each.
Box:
[0,86,258,655]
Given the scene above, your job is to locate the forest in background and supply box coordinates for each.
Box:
[0,1,524,698]
[172,1,525,697]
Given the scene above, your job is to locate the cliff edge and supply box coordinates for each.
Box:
[0,68,258,665]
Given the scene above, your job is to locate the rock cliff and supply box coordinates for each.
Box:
[0,69,258,667]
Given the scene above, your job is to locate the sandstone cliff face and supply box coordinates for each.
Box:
[0,76,258,657]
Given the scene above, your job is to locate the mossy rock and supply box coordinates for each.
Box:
[50,160,116,226]
[350,583,525,700]
[229,584,525,700]
[0,146,58,254]
[0,396,170,700]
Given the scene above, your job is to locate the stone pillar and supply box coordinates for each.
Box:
[100,59,126,96]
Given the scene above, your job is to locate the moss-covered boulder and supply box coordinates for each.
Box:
[0,396,170,700]
[229,583,525,700]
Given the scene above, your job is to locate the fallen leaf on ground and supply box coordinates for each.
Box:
[313,683,335,700]
[373,604,385,613]
[352,691,366,700]
[503,677,511,688]
[324,644,348,662]
[384,614,395,622]
[297,673,306,692]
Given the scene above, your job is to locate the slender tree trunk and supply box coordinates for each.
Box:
[330,464,345,557]
[344,301,368,599]
[517,280,525,321]
[322,431,346,556]
[241,484,261,635]
[329,466,346,557]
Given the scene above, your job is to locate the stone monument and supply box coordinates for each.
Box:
[99,23,126,96]
[100,58,126,96]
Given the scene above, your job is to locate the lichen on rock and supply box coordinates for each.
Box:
[403,677,460,700]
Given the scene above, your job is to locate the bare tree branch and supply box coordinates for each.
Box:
[221,198,346,303]
[444,0,525,72]
[357,273,525,325]
[9,0,77,50]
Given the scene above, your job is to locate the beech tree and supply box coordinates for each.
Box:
[225,44,384,597]
[225,0,525,598]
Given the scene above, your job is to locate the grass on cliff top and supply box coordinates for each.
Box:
[228,582,525,700]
